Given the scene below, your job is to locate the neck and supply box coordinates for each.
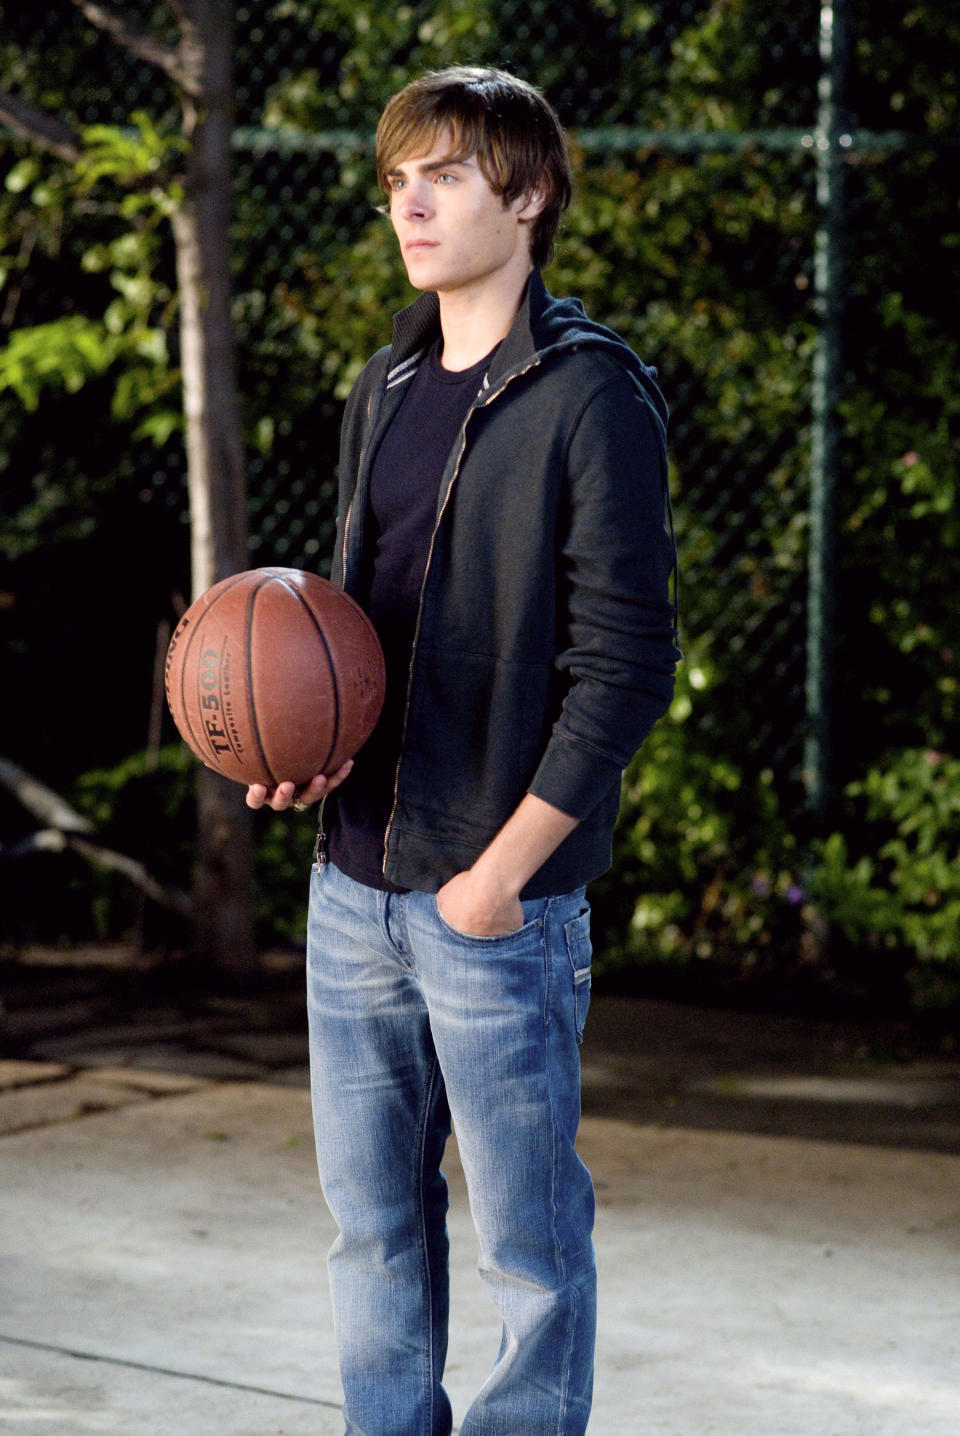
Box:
[436,263,533,371]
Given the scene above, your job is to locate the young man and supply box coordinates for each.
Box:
[248,66,679,1436]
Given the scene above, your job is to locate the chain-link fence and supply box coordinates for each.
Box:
[3,1,958,983]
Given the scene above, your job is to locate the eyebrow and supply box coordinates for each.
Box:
[385,154,474,181]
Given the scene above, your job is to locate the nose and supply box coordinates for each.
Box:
[394,179,431,223]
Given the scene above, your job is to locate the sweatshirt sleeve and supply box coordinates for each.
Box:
[528,363,681,820]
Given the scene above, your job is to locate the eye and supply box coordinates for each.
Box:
[435,171,456,184]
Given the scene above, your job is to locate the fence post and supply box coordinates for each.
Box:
[805,0,850,826]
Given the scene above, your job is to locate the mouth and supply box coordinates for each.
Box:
[404,238,439,252]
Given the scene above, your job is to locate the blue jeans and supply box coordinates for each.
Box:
[306,861,596,1436]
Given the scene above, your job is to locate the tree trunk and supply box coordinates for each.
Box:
[3,0,258,972]
[172,0,256,974]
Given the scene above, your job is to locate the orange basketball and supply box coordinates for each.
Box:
[164,568,385,787]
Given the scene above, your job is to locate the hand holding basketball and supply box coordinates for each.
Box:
[245,761,354,813]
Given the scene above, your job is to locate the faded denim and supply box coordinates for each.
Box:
[306,860,596,1436]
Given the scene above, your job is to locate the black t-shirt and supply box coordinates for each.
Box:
[328,338,498,890]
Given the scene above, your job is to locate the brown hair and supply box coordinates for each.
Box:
[376,67,572,269]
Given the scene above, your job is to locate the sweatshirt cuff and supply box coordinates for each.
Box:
[528,736,623,822]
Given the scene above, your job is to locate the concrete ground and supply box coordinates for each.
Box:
[1,958,959,1434]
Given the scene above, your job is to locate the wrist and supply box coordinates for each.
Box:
[468,847,523,906]
[466,793,578,903]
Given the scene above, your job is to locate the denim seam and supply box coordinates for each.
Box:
[552,894,587,1432]
[545,897,578,1433]
[415,1050,444,1436]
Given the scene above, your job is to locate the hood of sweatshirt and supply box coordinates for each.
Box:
[389,269,669,446]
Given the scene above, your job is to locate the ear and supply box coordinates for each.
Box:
[515,186,546,222]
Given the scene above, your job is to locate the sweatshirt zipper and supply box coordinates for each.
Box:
[339,497,355,580]
[314,796,328,869]
[314,456,360,866]
[380,354,544,878]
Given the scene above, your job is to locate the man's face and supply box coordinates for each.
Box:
[385,136,539,297]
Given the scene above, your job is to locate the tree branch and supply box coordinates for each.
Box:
[0,89,84,164]
[1,829,192,916]
[69,833,192,914]
[71,0,188,90]
[0,760,191,916]
[0,757,93,834]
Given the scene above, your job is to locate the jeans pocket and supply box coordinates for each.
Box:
[432,895,541,945]
[564,907,593,1042]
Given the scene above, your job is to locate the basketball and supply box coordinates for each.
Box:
[164,567,385,788]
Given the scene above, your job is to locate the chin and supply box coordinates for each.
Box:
[403,261,438,288]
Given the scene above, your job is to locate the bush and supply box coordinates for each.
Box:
[591,654,817,989]
[811,749,960,1011]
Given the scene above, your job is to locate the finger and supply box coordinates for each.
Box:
[270,780,298,811]
[297,760,354,806]
[322,758,354,793]
[246,784,269,810]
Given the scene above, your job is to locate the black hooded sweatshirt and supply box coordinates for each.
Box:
[325,270,681,899]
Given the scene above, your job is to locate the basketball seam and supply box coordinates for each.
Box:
[273,571,340,775]
[247,573,281,786]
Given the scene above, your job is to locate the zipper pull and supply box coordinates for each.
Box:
[314,797,328,869]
